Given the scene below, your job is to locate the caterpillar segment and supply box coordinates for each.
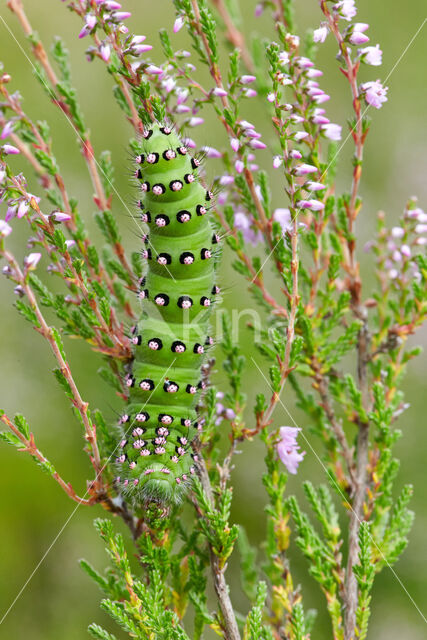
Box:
[115,123,219,503]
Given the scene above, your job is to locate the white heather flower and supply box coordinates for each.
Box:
[313,26,328,43]
[273,156,283,169]
[361,80,388,109]
[359,44,383,66]
[0,219,12,237]
[322,123,342,140]
[391,226,405,238]
[334,0,357,21]
[17,201,29,218]
[267,92,275,103]
[188,117,204,127]
[353,23,369,32]
[24,252,41,270]
[400,244,411,258]
[294,131,309,141]
[415,224,427,234]
[279,51,290,65]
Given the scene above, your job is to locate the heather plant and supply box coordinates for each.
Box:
[0,1,426,639]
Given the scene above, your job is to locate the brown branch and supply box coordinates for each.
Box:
[2,249,106,496]
[0,413,93,505]
[209,0,254,72]
[196,457,241,640]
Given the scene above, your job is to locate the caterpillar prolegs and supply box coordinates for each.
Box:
[115,123,220,503]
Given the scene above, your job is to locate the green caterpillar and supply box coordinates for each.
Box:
[114,122,220,504]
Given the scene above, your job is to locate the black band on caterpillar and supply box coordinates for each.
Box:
[115,122,218,504]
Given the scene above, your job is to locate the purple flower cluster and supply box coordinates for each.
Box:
[276,426,305,474]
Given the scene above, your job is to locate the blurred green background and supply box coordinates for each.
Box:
[0,1,426,638]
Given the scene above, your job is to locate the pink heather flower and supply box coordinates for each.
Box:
[307,68,323,78]
[79,14,96,38]
[297,199,325,211]
[145,65,163,75]
[392,250,401,262]
[389,268,399,280]
[176,88,189,104]
[175,105,190,114]
[188,117,204,127]
[241,75,256,84]
[235,160,244,173]
[294,163,318,176]
[132,44,153,55]
[5,206,16,221]
[296,56,314,69]
[0,170,5,183]
[100,44,111,62]
[294,131,309,142]
[1,121,14,139]
[244,89,257,98]
[201,145,221,158]
[250,139,267,150]
[273,208,291,232]
[267,92,275,103]
[246,129,261,139]
[334,0,357,21]
[290,150,302,160]
[349,31,370,45]
[173,16,185,33]
[2,144,20,155]
[273,156,283,169]
[183,137,196,148]
[234,212,261,245]
[255,3,263,17]
[354,23,369,32]
[277,426,305,475]
[314,93,330,104]
[240,120,255,130]
[0,219,12,237]
[65,239,76,249]
[103,1,122,8]
[17,201,29,218]
[225,408,236,420]
[130,35,146,44]
[220,174,234,186]
[322,123,342,141]
[400,244,411,258]
[213,87,228,97]
[24,252,41,270]
[306,181,326,192]
[391,226,405,238]
[230,138,239,152]
[51,211,72,222]
[313,115,330,125]
[111,11,131,21]
[359,44,382,66]
[361,80,388,109]
[313,26,328,43]
[415,224,427,234]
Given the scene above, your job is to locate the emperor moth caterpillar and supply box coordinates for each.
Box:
[115,122,220,504]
